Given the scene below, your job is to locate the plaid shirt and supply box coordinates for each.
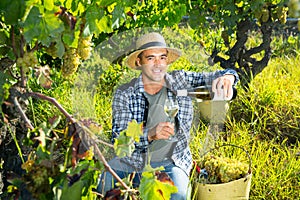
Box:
[112,69,239,175]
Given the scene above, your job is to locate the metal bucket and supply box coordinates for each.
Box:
[194,173,252,200]
[193,144,252,200]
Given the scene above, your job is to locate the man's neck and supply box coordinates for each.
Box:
[144,82,164,95]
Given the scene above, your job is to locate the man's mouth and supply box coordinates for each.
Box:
[153,69,162,73]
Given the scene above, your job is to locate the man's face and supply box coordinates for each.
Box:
[136,48,168,84]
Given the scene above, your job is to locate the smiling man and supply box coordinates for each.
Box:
[97,32,239,199]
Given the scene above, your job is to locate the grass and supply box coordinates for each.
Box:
[189,55,300,199]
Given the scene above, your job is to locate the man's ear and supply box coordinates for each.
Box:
[135,58,141,66]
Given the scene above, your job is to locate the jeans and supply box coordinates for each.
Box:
[97,158,190,200]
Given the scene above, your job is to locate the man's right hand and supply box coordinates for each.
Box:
[148,122,175,142]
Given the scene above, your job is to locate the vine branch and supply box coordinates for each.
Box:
[21,91,133,195]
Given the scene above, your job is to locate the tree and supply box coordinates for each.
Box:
[186,0,290,88]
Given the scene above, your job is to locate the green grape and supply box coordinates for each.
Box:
[261,9,269,23]
[276,6,288,24]
[77,35,93,60]
[16,57,24,67]
[62,47,81,78]
[198,154,248,184]
[16,52,38,73]
[24,164,51,198]
[46,43,58,58]
[24,52,38,66]
[254,10,262,22]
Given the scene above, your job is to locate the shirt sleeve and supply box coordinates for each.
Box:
[111,89,132,141]
[179,68,239,88]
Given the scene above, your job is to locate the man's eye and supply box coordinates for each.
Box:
[161,56,167,60]
[147,57,154,61]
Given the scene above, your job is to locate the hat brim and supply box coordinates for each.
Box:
[125,46,182,69]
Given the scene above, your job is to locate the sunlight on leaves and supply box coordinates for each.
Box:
[113,133,135,158]
[139,170,178,200]
[126,120,143,142]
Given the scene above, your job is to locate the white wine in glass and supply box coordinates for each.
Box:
[164,97,179,141]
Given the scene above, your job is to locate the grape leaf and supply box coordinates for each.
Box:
[126,120,143,142]
[44,0,54,11]
[97,0,118,7]
[85,5,104,36]
[97,15,113,33]
[0,0,26,25]
[24,7,64,46]
[61,180,83,200]
[40,11,65,46]
[23,6,42,42]
[113,133,135,158]
[85,5,113,37]
[54,38,65,58]
[139,171,178,200]
[111,4,126,29]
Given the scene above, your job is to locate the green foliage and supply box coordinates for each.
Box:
[0,72,12,112]
[187,0,286,32]
[6,117,100,199]
[113,120,143,158]
[139,166,178,200]
[26,67,73,127]
[130,0,187,28]
[0,0,26,25]
[23,6,65,48]
[271,35,300,57]
[126,119,143,142]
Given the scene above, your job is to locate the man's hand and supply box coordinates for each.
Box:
[148,122,174,142]
[212,74,235,100]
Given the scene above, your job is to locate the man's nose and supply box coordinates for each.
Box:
[154,57,163,65]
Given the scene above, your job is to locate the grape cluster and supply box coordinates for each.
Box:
[77,35,93,60]
[16,51,39,73]
[197,154,249,184]
[62,47,81,78]
[45,43,59,58]
[255,6,288,25]
[61,35,93,78]
[22,161,59,198]
[261,8,270,23]
[276,6,288,24]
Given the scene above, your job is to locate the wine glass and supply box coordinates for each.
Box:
[164,97,179,141]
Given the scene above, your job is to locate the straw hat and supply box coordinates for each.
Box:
[125,32,182,69]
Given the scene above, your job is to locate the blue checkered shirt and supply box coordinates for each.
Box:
[111,69,239,175]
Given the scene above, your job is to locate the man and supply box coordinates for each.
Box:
[97,32,239,199]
